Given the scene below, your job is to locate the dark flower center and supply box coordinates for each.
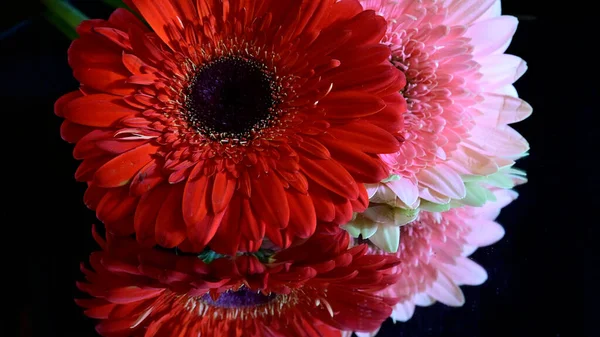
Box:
[201,287,277,308]
[185,56,279,139]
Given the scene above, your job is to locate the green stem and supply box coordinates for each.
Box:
[41,0,88,39]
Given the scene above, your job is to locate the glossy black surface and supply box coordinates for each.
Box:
[3,1,588,336]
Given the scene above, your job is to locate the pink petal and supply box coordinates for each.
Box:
[472,189,518,220]
[468,125,529,158]
[464,219,505,246]
[445,0,498,25]
[477,93,533,125]
[478,54,528,89]
[427,272,465,307]
[493,84,519,98]
[417,164,467,200]
[476,0,502,21]
[419,187,452,205]
[466,16,518,56]
[438,257,488,286]
[448,145,499,176]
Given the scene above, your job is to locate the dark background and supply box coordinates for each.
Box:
[2,1,591,337]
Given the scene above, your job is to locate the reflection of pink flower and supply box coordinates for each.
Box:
[377,188,517,324]
[361,0,531,206]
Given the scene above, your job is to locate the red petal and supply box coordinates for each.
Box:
[211,171,236,214]
[130,0,195,46]
[63,94,139,127]
[130,161,165,196]
[96,138,150,155]
[155,184,186,248]
[209,195,242,255]
[319,137,389,183]
[74,130,114,160]
[327,121,400,154]
[250,172,290,230]
[83,303,115,319]
[296,137,331,159]
[286,191,317,238]
[94,142,159,188]
[134,184,169,245]
[337,9,387,46]
[182,164,211,227]
[55,91,82,118]
[264,223,284,248]
[364,93,406,133]
[96,186,138,226]
[84,184,106,210]
[326,65,401,95]
[351,184,369,213]
[332,197,354,225]
[73,67,135,96]
[186,211,225,251]
[309,183,336,222]
[60,120,93,143]
[76,156,112,182]
[300,156,359,199]
[105,286,162,304]
[240,197,264,242]
[107,8,149,32]
[321,0,363,27]
[318,91,385,119]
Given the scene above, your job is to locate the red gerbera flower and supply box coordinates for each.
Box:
[55,0,406,254]
[76,225,399,336]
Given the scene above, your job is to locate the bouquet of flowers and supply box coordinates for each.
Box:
[45,0,531,335]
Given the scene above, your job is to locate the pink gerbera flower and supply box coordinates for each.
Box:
[344,0,531,252]
[360,0,531,207]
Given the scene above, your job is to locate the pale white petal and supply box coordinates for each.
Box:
[343,216,378,239]
[369,225,401,253]
[370,184,397,204]
[365,183,380,199]
[363,205,395,224]
[390,301,416,322]
[385,177,419,207]
[413,293,436,307]
[394,207,420,226]
[458,182,497,207]
[419,200,452,213]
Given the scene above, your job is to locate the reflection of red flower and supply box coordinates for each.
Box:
[77,225,399,336]
[55,0,406,254]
